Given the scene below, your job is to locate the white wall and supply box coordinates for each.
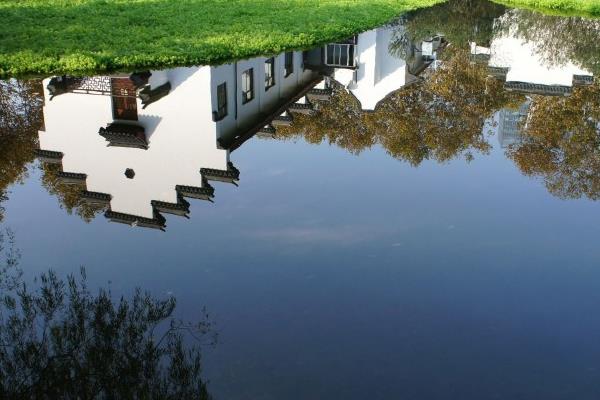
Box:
[39,51,319,220]
[211,62,238,140]
[40,66,228,219]
[214,51,318,139]
[489,36,591,86]
[333,27,407,110]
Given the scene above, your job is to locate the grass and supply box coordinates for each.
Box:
[0,0,443,77]
[494,0,600,17]
[0,0,598,78]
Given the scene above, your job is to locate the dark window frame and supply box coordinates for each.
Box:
[241,68,254,104]
[325,43,356,68]
[111,95,138,121]
[284,52,294,77]
[265,58,276,90]
[214,82,228,121]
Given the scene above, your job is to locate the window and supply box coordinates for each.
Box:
[241,68,254,104]
[111,78,138,120]
[265,58,275,90]
[325,43,356,68]
[302,51,308,71]
[112,96,138,120]
[214,82,227,120]
[284,52,294,77]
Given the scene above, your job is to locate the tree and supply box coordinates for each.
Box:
[40,163,106,222]
[375,49,525,164]
[274,83,377,155]
[0,79,43,221]
[507,82,600,200]
[0,229,216,399]
[388,0,507,60]
[1,79,107,223]
[271,49,523,166]
[496,9,600,76]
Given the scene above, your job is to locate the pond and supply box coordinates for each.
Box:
[1,0,600,398]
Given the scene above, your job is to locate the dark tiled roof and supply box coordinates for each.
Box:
[99,123,148,150]
[306,88,332,101]
[104,210,166,231]
[81,191,112,205]
[151,196,191,217]
[139,82,171,109]
[34,149,64,163]
[46,76,69,98]
[56,172,87,184]
[487,66,509,80]
[288,103,315,115]
[504,81,572,96]
[200,162,240,184]
[469,53,491,63]
[129,71,152,89]
[256,125,276,139]
[573,75,594,86]
[176,184,215,201]
[271,115,293,127]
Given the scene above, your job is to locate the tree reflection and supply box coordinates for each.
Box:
[496,9,600,76]
[0,78,105,223]
[275,83,377,155]
[274,49,523,165]
[0,80,43,221]
[0,229,216,399]
[40,163,107,222]
[376,49,523,164]
[507,82,600,200]
[389,0,506,59]
[0,78,106,223]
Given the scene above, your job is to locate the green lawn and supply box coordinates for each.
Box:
[0,0,598,78]
[0,0,443,77]
[495,0,600,16]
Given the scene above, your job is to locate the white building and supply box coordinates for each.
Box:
[37,52,319,230]
[470,25,594,95]
[496,102,530,148]
[305,26,445,111]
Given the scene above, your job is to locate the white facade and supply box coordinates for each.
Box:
[496,102,530,148]
[488,36,591,86]
[214,52,316,138]
[39,53,318,222]
[331,27,408,111]
[328,27,443,111]
[471,22,593,86]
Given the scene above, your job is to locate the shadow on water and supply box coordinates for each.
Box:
[0,0,598,228]
[0,229,216,399]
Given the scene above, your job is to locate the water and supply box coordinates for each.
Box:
[2,1,600,398]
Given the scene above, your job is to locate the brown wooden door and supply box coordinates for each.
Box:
[111,78,138,121]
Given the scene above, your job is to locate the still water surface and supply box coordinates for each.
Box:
[2,0,600,398]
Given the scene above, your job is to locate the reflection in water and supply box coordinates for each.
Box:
[272,42,524,164]
[267,0,600,199]
[0,0,598,230]
[0,80,42,221]
[506,83,600,200]
[36,60,320,230]
[392,0,507,48]
[496,101,530,149]
[496,8,600,76]
[1,1,600,398]
[0,230,215,399]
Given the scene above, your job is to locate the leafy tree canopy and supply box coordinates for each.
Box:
[0,80,42,221]
[0,229,216,399]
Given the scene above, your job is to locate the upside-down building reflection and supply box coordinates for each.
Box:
[36,52,321,230]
